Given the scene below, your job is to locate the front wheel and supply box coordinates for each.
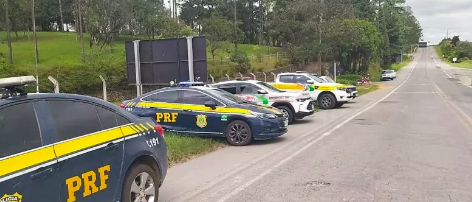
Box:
[225,120,253,146]
[276,106,294,124]
[122,164,160,202]
[318,93,337,109]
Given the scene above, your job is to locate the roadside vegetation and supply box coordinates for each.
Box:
[357,85,380,96]
[166,133,225,166]
[435,38,472,69]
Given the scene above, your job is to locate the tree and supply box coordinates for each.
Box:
[452,36,460,47]
[202,16,241,60]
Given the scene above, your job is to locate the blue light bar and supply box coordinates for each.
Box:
[178,81,205,87]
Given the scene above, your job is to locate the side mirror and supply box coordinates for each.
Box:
[306,80,315,84]
[204,100,217,109]
[257,89,268,94]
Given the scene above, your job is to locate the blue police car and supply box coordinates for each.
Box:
[0,76,167,202]
[121,82,288,146]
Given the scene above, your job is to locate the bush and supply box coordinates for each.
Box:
[336,78,355,85]
[230,50,251,74]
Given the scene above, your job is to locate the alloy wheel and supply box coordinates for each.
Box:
[130,172,156,202]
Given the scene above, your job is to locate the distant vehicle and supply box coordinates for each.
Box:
[0,76,168,202]
[212,80,314,124]
[381,70,397,81]
[122,82,288,146]
[268,72,357,109]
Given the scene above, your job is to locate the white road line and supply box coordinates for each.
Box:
[216,61,418,202]
[393,92,436,94]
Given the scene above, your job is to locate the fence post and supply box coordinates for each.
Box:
[225,74,230,81]
[209,74,214,83]
[48,76,59,93]
[250,73,256,80]
[271,72,276,81]
[263,72,267,82]
[238,72,243,78]
[99,75,107,101]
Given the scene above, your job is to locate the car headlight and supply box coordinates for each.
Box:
[251,112,278,119]
[337,87,346,91]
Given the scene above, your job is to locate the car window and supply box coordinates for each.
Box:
[240,84,260,94]
[218,85,237,94]
[96,106,118,130]
[279,75,293,83]
[181,90,215,105]
[47,100,102,141]
[143,90,179,103]
[0,102,42,158]
[295,76,309,84]
[116,113,132,126]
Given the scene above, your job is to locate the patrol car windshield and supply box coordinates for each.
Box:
[257,82,285,93]
[306,74,326,83]
[323,77,335,83]
[207,88,251,104]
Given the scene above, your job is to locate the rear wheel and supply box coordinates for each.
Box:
[225,120,253,146]
[276,106,294,124]
[122,164,160,202]
[318,93,336,109]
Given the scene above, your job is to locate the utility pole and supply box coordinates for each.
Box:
[59,0,64,32]
[234,0,238,50]
[31,0,40,92]
[318,0,324,75]
[78,0,84,57]
[5,0,13,64]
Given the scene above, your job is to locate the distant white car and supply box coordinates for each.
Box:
[381,70,397,81]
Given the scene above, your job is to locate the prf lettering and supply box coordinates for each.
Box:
[156,112,178,122]
[65,165,111,202]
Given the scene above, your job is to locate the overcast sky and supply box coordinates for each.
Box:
[406,0,472,45]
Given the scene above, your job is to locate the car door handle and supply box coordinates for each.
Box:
[31,167,53,180]
[183,109,192,112]
[105,142,119,151]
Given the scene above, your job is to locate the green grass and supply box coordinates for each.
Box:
[0,31,284,73]
[434,45,472,69]
[166,133,225,166]
[357,84,379,96]
[390,58,412,71]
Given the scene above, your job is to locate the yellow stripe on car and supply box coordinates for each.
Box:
[136,101,252,115]
[0,146,56,178]
[54,128,124,158]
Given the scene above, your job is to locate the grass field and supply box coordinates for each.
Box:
[357,84,379,96]
[166,133,225,166]
[434,46,472,69]
[390,58,413,71]
[0,31,284,72]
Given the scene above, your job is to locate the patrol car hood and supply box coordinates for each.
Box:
[231,102,283,115]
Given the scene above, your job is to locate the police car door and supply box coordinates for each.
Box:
[137,90,182,132]
[178,90,224,135]
[0,101,60,202]
[44,100,125,202]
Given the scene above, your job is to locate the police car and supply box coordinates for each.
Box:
[211,79,314,124]
[121,82,288,146]
[269,72,357,109]
[0,76,167,202]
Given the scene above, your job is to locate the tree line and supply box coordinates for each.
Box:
[1,0,422,74]
[439,36,472,63]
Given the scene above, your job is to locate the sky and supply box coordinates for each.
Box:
[406,0,472,45]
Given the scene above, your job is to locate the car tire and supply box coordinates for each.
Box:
[318,93,337,109]
[276,106,294,124]
[122,164,160,202]
[225,120,253,146]
[335,102,345,108]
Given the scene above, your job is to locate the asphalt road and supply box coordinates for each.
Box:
[159,47,472,202]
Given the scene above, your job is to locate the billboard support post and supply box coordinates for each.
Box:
[187,36,195,82]
[133,40,142,96]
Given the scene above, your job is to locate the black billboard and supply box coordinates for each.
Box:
[125,36,207,85]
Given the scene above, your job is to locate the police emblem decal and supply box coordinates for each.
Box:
[196,114,207,128]
[0,193,23,202]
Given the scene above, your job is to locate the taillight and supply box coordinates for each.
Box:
[120,103,125,109]
[155,124,165,138]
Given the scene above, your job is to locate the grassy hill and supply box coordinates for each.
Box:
[0,32,284,71]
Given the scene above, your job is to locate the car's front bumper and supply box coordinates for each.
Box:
[253,117,288,140]
[335,90,353,102]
